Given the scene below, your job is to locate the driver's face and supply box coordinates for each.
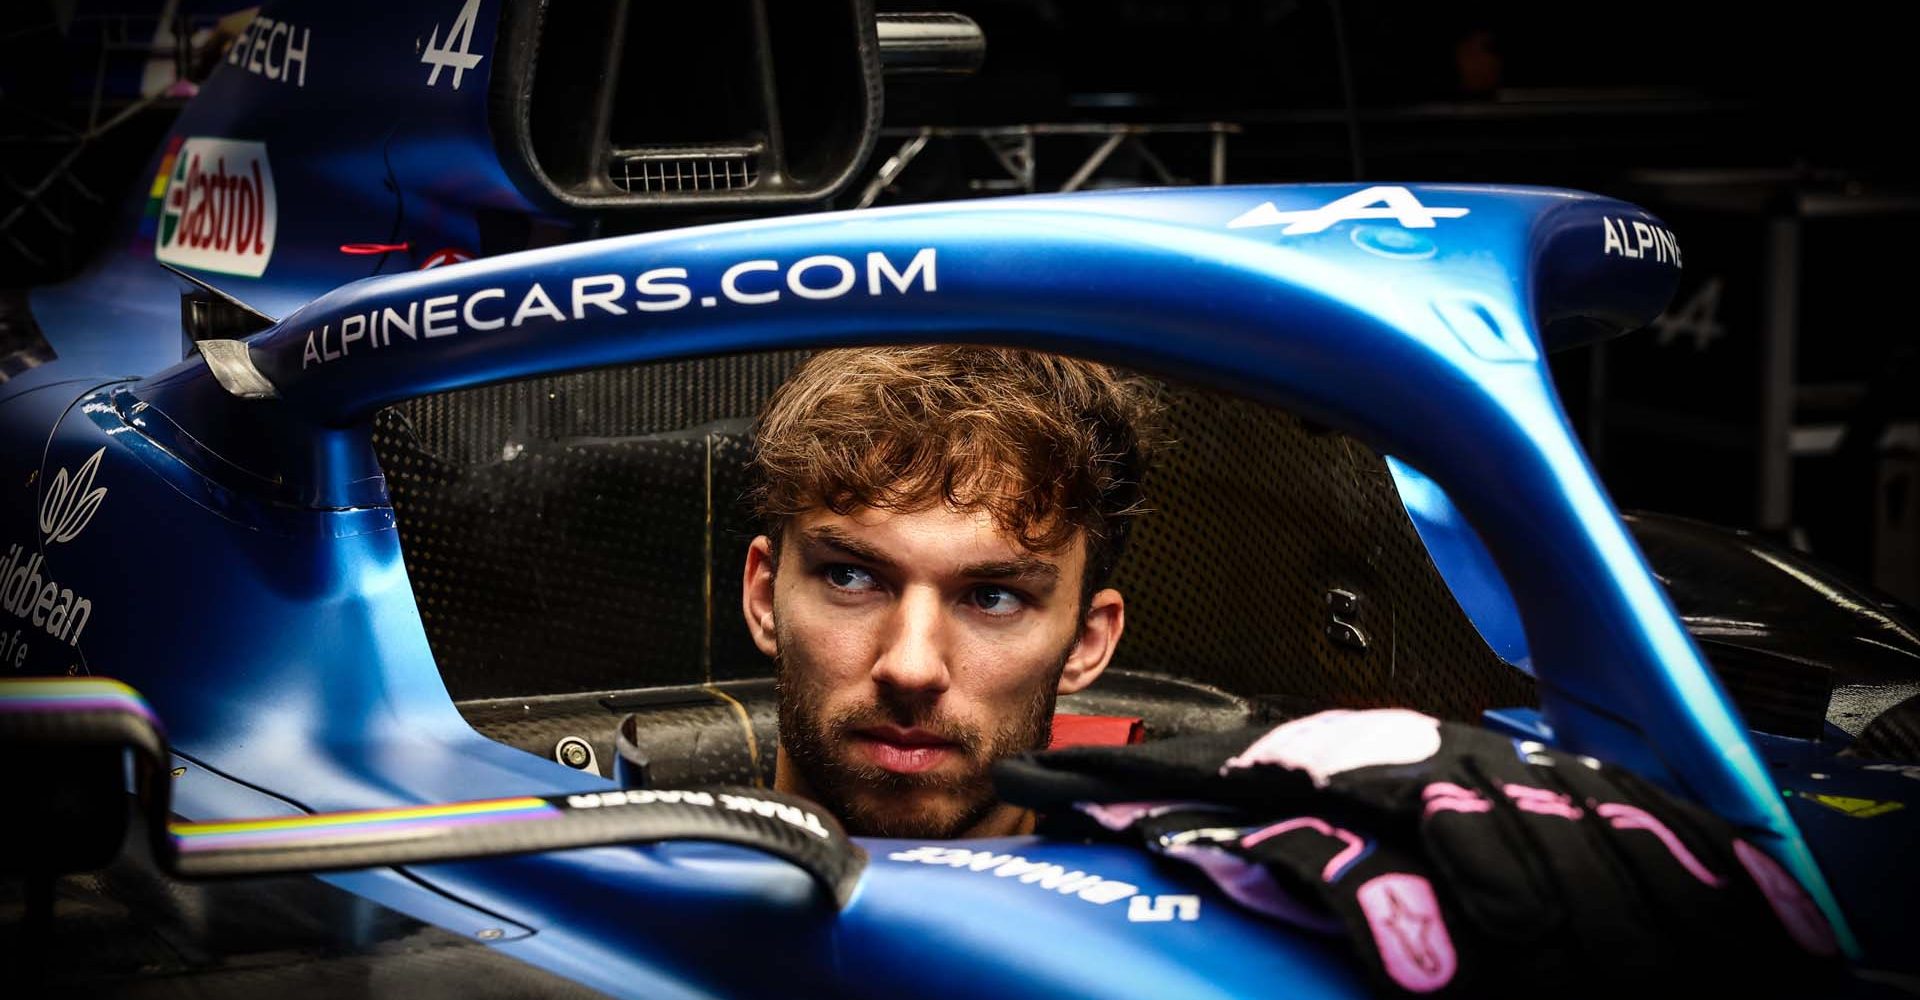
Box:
[743,504,1122,839]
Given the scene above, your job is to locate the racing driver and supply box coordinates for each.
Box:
[740,345,1159,839]
[735,346,1843,995]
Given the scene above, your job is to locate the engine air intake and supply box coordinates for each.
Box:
[495,0,882,212]
[610,148,761,195]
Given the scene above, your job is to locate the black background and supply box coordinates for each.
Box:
[3,0,1916,594]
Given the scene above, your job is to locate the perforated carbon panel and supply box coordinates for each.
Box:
[372,355,1534,722]
[373,356,806,700]
[1105,390,1535,720]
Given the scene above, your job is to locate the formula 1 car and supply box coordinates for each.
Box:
[3,1,1917,997]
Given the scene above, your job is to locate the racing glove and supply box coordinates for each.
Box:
[994,709,1839,997]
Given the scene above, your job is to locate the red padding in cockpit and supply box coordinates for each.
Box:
[1048,714,1146,749]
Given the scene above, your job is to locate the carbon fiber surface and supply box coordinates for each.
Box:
[373,353,807,700]
[1105,390,1535,720]
[460,680,777,785]
[1848,693,1920,762]
[457,669,1257,785]
[374,355,1534,721]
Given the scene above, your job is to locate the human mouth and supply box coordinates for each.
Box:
[851,725,959,774]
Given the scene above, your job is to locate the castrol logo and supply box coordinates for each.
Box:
[155,138,277,278]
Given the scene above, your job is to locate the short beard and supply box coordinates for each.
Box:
[775,626,1069,839]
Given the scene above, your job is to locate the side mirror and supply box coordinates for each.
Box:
[0,677,863,906]
[0,679,164,878]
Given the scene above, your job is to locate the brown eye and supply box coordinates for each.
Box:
[970,585,1025,616]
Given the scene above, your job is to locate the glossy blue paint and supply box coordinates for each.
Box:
[169,751,308,823]
[146,186,1781,842]
[1386,456,1532,671]
[27,0,514,350]
[170,750,539,942]
[2,17,1881,974]
[4,0,1869,989]
[1777,764,1919,971]
[0,344,1369,994]
[155,0,512,320]
[3,182,1864,989]
[1479,706,1555,744]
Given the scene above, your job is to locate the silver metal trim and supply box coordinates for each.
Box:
[875,13,985,75]
[197,339,278,399]
[553,735,599,773]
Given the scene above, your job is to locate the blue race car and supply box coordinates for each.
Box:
[2,1,1915,996]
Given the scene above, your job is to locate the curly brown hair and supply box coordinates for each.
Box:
[752,346,1163,596]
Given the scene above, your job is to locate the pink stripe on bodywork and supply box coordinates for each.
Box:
[1595,802,1722,887]
[1241,816,1366,883]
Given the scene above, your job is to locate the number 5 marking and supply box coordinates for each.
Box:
[1127,894,1202,923]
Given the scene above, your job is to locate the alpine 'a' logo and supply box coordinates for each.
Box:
[1228,185,1470,235]
[422,0,485,90]
[39,448,107,546]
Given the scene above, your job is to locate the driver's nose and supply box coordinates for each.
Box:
[870,586,951,697]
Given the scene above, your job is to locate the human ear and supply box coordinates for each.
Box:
[1057,588,1124,696]
[742,534,780,658]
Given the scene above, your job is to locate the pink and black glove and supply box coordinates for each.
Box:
[995,709,1839,996]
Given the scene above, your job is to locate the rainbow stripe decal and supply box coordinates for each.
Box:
[132,135,185,251]
[171,796,560,851]
[0,676,159,725]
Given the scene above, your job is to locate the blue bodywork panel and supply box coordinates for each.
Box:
[3,182,1869,991]
[3,1,1902,993]
[1386,457,1532,671]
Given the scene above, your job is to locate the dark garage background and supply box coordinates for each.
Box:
[3,0,1916,602]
